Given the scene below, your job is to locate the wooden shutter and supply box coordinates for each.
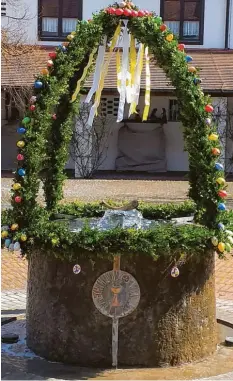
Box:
[41,0,59,17]
[62,0,80,18]
[164,0,181,21]
[184,0,201,20]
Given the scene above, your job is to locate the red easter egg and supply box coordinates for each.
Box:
[160,24,167,32]
[138,10,145,16]
[108,7,116,14]
[131,10,138,17]
[205,104,214,113]
[218,190,228,198]
[115,8,124,15]
[15,196,22,203]
[49,52,57,59]
[123,8,132,16]
[212,148,220,156]
[52,114,57,120]
[178,43,185,51]
[30,105,36,111]
[17,154,24,161]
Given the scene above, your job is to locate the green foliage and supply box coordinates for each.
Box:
[30,222,212,262]
[54,200,195,220]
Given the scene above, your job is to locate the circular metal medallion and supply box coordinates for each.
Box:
[92,270,140,318]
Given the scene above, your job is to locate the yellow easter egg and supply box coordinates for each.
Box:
[17,140,25,148]
[41,68,49,75]
[211,237,218,246]
[67,34,74,41]
[216,177,226,185]
[20,234,27,242]
[12,183,21,191]
[188,66,197,73]
[166,33,174,42]
[218,242,225,253]
[1,231,8,238]
[71,31,76,35]
[11,223,19,231]
[208,134,218,141]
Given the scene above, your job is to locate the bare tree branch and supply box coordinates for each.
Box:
[70,102,114,178]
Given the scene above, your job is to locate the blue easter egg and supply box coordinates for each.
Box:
[14,242,21,251]
[217,223,225,230]
[18,168,25,176]
[218,203,226,211]
[193,78,202,85]
[17,127,26,134]
[5,239,11,248]
[215,163,224,171]
[58,45,66,52]
[185,55,193,63]
[9,243,14,251]
[34,81,43,89]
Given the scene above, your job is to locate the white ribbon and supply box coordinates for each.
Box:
[85,36,107,104]
[117,20,130,123]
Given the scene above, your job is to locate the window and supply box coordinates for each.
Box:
[169,99,180,121]
[38,0,82,40]
[161,0,205,44]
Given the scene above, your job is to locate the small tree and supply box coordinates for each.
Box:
[70,102,113,178]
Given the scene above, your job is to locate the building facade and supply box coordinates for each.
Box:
[2,0,233,175]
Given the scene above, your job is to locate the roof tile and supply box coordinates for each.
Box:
[2,47,233,93]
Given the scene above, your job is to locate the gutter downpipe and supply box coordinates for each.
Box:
[225,0,231,49]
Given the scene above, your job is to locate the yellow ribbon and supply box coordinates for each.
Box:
[94,23,121,115]
[116,49,121,93]
[129,36,136,88]
[71,48,97,103]
[129,44,144,116]
[143,46,151,121]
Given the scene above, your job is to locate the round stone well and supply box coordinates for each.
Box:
[27,249,217,367]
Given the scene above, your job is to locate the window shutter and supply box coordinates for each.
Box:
[164,0,181,21]
[41,0,59,17]
[62,0,80,18]
[184,1,200,20]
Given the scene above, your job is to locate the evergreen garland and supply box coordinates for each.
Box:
[3,2,232,258]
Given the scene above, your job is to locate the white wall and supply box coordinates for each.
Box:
[83,0,160,20]
[229,0,233,49]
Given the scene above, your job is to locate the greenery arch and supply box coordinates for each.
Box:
[3,1,232,259]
